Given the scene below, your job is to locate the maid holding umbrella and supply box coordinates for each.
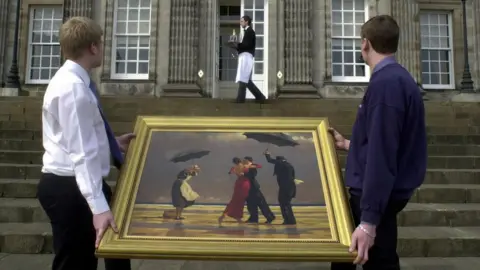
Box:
[171,164,201,220]
[169,150,210,220]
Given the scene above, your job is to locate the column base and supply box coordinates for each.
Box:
[0,87,19,96]
[450,93,480,102]
[318,84,368,99]
[277,84,320,99]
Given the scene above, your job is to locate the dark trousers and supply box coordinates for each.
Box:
[278,189,296,225]
[37,173,131,270]
[331,194,408,270]
[246,188,275,222]
[236,80,266,102]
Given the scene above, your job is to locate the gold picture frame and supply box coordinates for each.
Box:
[96,116,354,262]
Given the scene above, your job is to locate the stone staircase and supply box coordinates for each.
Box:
[0,97,480,270]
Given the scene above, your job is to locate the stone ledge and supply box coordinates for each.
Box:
[0,88,19,97]
[450,93,480,102]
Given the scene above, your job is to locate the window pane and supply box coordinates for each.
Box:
[333,65,342,76]
[420,12,453,86]
[344,65,354,76]
[254,62,263,74]
[113,0,151,77]
[344,12,353,23]
[332,51,342,64]
[355,65,365,76]
[219,27,239,81]
[420,12,453,87]
[138,62,149,74]
[27,6,63,83]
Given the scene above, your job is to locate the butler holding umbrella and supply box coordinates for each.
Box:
[244,132,301,225]
[228,15,266,103]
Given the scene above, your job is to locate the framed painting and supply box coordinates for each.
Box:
[96,116,354,262]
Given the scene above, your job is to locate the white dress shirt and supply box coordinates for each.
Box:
[42,60,111,215]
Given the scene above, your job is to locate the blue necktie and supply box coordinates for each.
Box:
[89,81,124,169]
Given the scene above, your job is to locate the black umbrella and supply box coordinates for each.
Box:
[170,149,210,163]
[243,132,299,150]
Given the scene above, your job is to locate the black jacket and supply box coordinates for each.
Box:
[237,26,256,57]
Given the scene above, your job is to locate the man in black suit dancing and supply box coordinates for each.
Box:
[243,156,275,224]
[231,15,266,103]
[264,151,297,225]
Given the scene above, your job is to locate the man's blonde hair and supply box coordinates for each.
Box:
[59,16,103,60]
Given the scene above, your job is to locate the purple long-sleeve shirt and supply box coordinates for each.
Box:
[345,57,427,225]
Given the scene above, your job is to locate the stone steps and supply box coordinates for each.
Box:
[4,129,480,145]
[2,165,480,185]
[3,97,480,118]
[1,256,480,270]
[0,197,478,226]
[0,97,479,263]
[0,150,479,169]
[0,222,478,257]
[3,140,480,155]
[1,178,479,204]
[4,119,480,135]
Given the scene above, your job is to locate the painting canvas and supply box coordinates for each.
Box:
[96,117,354,262]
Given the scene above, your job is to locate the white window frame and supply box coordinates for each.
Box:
[331,0,370,83]
[25,5,63,84]
[419,11,455,90]
[110,0,152,80]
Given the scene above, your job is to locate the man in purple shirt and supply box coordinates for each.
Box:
[330,15,427,270]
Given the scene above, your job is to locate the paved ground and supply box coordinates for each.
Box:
[1,254,479,270]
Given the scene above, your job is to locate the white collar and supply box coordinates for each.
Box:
[63,59,91,87]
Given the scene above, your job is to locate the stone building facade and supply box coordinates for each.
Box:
[0,0,479,99]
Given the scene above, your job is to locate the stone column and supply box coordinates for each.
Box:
[163,0,202,96]
[63,0,93,20]
[376,0,391,15]
[279,0,317,98]
[467,0,480,89]
[197,0,217,98]
[155,0,172,96]
[311,0,326,91]
[0,0,9,85]
[391,0,421,83]
[267,0,278,98]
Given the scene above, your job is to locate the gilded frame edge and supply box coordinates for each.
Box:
[96,116,355,262]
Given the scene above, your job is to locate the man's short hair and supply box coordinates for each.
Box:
[59,16,103,60]
[244,156,253,162]
[242,15,252,25]
[360,15,399,54]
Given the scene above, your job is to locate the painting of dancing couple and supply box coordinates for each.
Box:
[127,131,331,240]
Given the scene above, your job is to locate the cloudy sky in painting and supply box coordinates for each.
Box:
[135,131,325,205]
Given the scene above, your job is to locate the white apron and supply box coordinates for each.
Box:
[235,52,254,83]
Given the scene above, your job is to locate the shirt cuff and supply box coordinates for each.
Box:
[87,194,110,215]
[361,209,381,226]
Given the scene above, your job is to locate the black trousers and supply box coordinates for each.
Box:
[246,188,275,222]
[37,173,131,270]
[331,194,408,270]
[278,189,296,225]
[236,80,266,102]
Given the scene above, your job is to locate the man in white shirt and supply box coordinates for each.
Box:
[37,17,134,270]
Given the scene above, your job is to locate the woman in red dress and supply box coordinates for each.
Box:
[218,157,257,226]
